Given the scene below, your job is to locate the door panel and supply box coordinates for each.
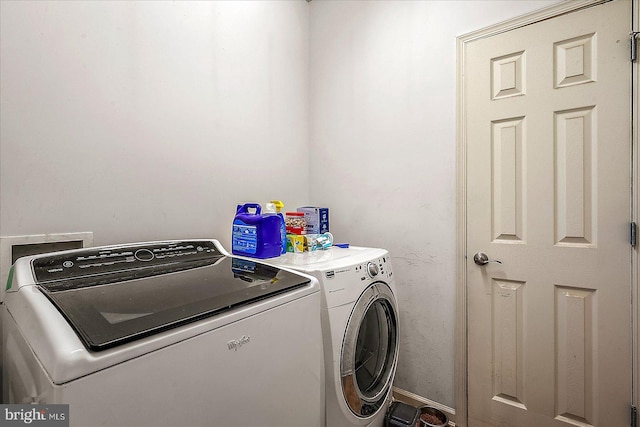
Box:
[465,1,632,426]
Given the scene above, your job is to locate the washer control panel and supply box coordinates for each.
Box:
[32,240,222,283]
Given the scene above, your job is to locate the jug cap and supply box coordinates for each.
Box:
[264,203,277,214]
[270,200,284,212]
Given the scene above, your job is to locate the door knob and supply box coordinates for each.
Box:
[473,252,502,266]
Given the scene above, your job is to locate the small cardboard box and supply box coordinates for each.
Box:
[286,234,306,253]
[297,207,329,234]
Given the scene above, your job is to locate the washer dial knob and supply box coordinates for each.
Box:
[367,262,379,278]
[134,249,155,262]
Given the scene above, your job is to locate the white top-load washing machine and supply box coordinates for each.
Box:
[268,246,399,427]
[3,239,323,427]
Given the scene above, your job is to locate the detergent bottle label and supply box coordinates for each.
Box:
[232,224,257,254]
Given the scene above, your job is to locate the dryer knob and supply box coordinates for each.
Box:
[367,262,379,278]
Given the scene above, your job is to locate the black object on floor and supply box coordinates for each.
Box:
[385,401,420,427]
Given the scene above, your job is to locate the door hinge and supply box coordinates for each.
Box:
[632,405,637,427]
[631,222,637,248]
[632,32,639,62]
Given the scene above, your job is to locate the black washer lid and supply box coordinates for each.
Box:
[34,242,309,351]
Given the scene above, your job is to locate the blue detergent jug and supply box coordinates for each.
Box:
[232,203,282,259]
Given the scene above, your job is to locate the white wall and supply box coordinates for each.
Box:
[309,0,560,407]
[1,0,566,412]
[0,0,309,248]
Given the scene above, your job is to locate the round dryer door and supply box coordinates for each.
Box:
[340,282,398,418]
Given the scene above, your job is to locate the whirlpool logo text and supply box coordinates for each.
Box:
[227,335,251,351]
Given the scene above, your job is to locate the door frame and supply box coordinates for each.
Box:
[455,1,639,426]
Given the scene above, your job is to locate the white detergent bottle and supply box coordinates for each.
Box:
[270,200,287,255]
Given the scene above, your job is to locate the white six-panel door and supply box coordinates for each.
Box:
[464,1,632,425]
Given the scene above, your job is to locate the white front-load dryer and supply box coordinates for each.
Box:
[270,246,399,427]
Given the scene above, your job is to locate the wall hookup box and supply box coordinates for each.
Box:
[297,207,329,234]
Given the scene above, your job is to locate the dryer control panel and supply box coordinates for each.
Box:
[354,255,393,282]
[323,253,393,309]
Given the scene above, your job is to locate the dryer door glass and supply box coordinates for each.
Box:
[341,282,398,417]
